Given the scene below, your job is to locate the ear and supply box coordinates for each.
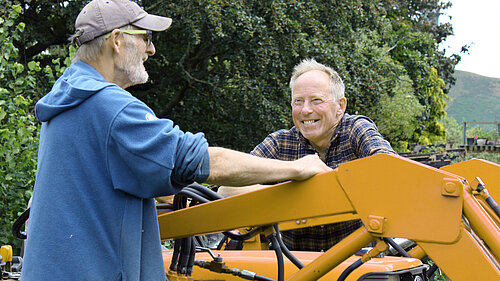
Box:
[337,97,347,115]
[107,29,123,53]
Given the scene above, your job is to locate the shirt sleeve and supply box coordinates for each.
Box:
[107,101,209,198]
[351,117,396,158]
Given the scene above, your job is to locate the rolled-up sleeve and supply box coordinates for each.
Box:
[107,101,209,198]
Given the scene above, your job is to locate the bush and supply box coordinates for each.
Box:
[0,5,40,254]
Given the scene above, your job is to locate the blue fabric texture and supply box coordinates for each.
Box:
[22,61,210,281]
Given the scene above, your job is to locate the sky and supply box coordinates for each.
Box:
[439,0,500,79]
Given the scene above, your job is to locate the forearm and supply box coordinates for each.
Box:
[205,147,301,186]
[217,184,267,197]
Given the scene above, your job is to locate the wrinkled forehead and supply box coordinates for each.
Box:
[291,90,331,100]
[293,69,331,91]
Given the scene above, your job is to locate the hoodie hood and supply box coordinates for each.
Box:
[36,61,116,122]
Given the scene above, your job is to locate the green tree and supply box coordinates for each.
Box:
[8,0,460,152]
[442,116,462,144]
[0,5,40,254]
[139,0,460,150]
[0,0,465,254]
[368,75,424,152]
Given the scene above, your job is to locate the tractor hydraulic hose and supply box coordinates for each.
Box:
[194,235,206,248]
[223,226,264,241]
[216,235,229,250]
[169,238,182,271]
[273,225,304,269]
[185,185,215,200]
[426,263,439,279]
[12,208,30,239]
[176,185,262,243]
[485,196,500,218]
[173,193,188,210]
[269,233,285,281]
[194,260,276,281]
[382,237,411,258]
[188,183,224,200]
[337,258,364,281]
[177,237,193,274]
[472,178,500,219]
[186,238,196,276]
[176,189,210,204]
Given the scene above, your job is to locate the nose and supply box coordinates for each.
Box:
[301,100,313,114]
[146,42,156,56]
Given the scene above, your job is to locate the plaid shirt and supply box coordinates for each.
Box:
[251,113,395,251]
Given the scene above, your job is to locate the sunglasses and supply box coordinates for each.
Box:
[106,30,153,47]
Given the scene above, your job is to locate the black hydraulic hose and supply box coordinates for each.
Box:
[156,203,174,212]
[216,235,229,250]
[169,238,182,271]
[177,185,262,242]
[194,235,206,248]
[337,258,364,281]
[183,186,213,200]
[485,196,500,218]
[12,207,30,239]
[173,192,188,210]
[169,185,214,275]
[187,183,223,200]
[186,238,196,276]
[426,263,439,279]
[273,225,304,269]
[180,184,221,203]
[177,237,192,274]
[176,189,210,204]
[269,233,284,281]
[224,226,264,241]
[382,237,411,258]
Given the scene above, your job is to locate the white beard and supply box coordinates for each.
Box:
[117,38,149,85]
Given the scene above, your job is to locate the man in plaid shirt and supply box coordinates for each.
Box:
[219,58,395,251]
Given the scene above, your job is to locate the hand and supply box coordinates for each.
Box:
[291,154,332,181]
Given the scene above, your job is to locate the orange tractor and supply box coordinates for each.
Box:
[2,154,499,280]
[158,154,500,281]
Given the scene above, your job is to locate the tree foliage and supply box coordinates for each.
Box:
[0,0,463,253]
[7,0,460,152]
[0,5,40,253]
[368,75,424,151]
[139,0,459,151]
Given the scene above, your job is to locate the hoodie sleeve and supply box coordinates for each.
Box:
[107,101,209,198]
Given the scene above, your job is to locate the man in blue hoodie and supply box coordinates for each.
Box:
[21,1,331,280]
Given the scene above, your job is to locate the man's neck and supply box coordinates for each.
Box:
[309,119,343,160]
[83,55,132,89]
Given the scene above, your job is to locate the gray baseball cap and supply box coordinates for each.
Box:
[73,0,172,46]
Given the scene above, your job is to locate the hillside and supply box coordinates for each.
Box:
[446,70,500,123]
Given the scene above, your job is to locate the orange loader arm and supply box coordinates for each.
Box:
[158,154,500,281]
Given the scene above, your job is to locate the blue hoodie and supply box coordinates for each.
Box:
[22,61,210,281]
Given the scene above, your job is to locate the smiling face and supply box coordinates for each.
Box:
[291,70,346,152]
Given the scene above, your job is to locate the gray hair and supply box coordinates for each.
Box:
[289,58,345,102]
[69,25,135,64]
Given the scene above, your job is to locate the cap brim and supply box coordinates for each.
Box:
[132,14,172,32]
